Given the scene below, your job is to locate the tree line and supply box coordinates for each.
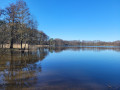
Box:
[49,39,120,46]
[0,0,48,49]
[0,0,120,49]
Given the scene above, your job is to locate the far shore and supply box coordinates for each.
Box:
[0,44,120,50]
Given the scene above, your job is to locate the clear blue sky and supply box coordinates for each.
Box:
[0,0,120,41]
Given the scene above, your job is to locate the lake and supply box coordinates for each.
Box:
[0,46,120,90]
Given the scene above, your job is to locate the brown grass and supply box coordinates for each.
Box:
[0,44,28,49]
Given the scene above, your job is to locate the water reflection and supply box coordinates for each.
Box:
[0,46,120,90]
[0,48,48,89]
[48,46,120,52]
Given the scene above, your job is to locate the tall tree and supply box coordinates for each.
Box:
[5,3,18,48]
[16,0,30,49]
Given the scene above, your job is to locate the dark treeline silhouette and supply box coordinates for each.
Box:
[50,39,120,46]
[0,0,120,49]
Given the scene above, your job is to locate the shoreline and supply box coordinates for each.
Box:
[0,44,120,49]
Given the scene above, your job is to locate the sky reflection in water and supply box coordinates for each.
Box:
[0,47,120,90]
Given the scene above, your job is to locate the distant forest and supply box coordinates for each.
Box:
[0,0,120,49]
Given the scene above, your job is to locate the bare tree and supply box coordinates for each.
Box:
[5,3,18,48]
[16,0,30,49]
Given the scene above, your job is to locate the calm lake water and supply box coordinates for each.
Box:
[0,46,120,90]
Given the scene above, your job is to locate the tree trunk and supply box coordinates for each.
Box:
[2,43,3,48]
[21,40,23,49]
[10,25,14,49]
[10,38,13,49]
[28,43,29,51]
[24,41,27,50]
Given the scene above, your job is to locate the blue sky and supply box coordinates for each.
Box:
[0,0,120,41]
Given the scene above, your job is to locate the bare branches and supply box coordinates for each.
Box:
[0,0,49,49]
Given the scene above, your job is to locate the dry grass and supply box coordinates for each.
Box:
[0,44,50,49]
[0,44,28,49]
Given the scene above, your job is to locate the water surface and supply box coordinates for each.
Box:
[0,47,120,90]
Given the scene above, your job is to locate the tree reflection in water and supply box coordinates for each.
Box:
[48,46,120,53]
[0,46,120,89]
[0,48,49,90]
